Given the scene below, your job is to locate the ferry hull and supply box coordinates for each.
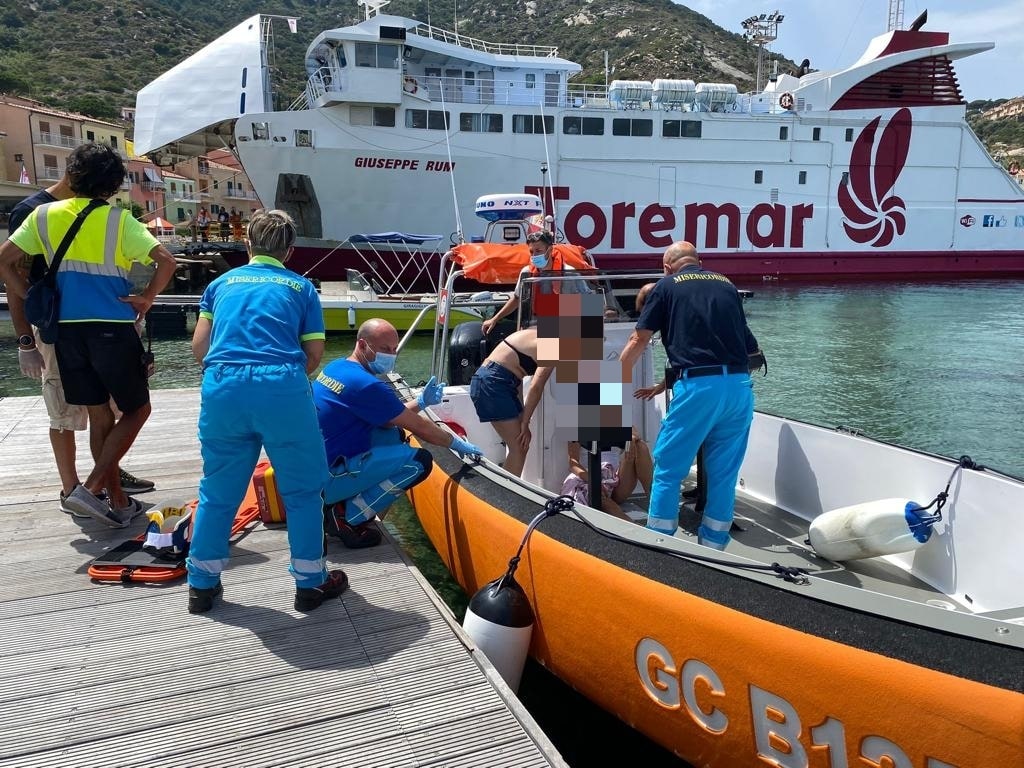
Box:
[407,446,1024,767]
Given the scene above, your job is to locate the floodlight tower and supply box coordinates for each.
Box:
[741,11,784,92]
[887,0,905,31]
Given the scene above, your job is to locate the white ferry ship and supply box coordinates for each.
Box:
[134,1,1024,283]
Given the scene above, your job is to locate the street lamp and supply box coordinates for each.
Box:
[741,10,784,92]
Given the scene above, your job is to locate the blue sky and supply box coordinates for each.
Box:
[678,0,1024,101]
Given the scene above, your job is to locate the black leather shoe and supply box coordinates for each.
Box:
[295,569,349,612]
[188,582,223,614]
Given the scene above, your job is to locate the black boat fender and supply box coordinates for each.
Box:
[462,496,571,691]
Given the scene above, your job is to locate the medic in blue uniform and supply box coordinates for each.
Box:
[186,209,347,614]
[619,241,760,550]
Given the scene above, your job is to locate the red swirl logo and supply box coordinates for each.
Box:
[838,108,912,247]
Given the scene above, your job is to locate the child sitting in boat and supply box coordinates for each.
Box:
[561,430,654,520]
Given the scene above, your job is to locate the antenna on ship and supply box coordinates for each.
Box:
[887,0,905,31]
[741,11,784,92]
[358,0,390,21]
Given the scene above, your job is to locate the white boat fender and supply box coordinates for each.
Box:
[462,495,574,691]
[808,499,940,561]
[347,305,356,328]
[808,456,974,561]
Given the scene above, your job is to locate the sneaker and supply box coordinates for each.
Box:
[108,497,147,527]
[295,569,349,613]
[188,582,223,614]
[119,469,155,494]
[59,487,90,519]
[62,485,125,528]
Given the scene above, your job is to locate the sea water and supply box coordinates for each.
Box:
[2,279,1022,765]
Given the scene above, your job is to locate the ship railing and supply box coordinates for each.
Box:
[407,23,559,58]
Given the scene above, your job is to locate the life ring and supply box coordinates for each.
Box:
[403,75,419,95]
[779,92,795,110]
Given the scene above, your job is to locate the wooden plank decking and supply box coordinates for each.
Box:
[0,389,565,768]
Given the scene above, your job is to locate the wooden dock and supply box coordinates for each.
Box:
[0,390,566,768]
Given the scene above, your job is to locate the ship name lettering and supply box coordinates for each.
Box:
[354,156,420,171]
[635,637,958,768]
[562,199,814,251]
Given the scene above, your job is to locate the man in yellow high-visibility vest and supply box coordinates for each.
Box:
[0,143,177,528]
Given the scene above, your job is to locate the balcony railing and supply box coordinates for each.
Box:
[407,22,559,57]
[34,131,80,149]
[38,167,62,181]
[140,181,164,192]
[224,189,259,200]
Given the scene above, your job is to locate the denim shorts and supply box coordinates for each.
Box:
[470,361,523,423]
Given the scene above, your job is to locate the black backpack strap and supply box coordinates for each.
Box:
[42,199,109,287]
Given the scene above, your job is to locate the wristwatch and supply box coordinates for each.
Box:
[18,334,35,348]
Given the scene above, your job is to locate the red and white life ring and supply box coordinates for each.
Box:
[779,92,795,110]
[403,76,420,95]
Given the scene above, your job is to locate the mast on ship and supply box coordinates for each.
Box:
[887,0,905,31]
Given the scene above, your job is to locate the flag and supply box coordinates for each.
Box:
[287,17,297,33]
[18,164,30,184]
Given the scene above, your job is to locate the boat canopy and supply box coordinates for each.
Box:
[348,232,443,244]
[451,242,591,284]
[134,14,269,162]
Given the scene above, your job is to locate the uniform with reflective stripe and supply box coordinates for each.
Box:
[8,197,159,323]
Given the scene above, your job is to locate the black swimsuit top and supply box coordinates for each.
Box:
[502,337,538,376]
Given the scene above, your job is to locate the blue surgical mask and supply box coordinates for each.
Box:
[530,253,549,269]
[364,343,397,375]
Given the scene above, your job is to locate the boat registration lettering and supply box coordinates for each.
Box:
[636,637,958,768]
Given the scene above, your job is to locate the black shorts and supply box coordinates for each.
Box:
[55,322,150,412]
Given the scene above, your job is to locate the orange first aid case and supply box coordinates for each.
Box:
[252,460,287,524]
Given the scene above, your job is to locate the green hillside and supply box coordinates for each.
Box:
[0,0,788,119]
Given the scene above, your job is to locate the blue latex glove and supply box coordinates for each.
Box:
[417,375,446,409]
[450,435,483,459]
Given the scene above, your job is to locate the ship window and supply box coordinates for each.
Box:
[779,126,788,140]
[252,122,270,140]
[351,106,396,127]
[406,109,450,130]
[460,113,503,132]
[563,116,604,135]
[465,72,475,86]
[295,129,314,147]
[355,42,399,69]
[525,73,536,89]
[798,170,807,184]
[613,118,653,137]
[662,119,701,138]
[754,170,764,184]
[512,114,554,134]
[845,128,854,142]
[812,127,821,141]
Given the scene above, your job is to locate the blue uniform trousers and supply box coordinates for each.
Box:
[646,372,754,549]
[324,437,430,525]
[187,363,329,590]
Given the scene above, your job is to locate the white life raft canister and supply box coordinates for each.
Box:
[808,498,939,561]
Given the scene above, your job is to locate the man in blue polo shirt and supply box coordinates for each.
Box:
[314,318,481,548]
[619,241,760,550]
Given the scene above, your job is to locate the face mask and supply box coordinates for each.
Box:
[364,343,396,375]
[530,253,549,269]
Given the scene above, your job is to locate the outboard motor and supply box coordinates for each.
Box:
[448,322,487,385]
[448,319,519,385]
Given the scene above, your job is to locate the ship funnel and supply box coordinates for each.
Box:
[909,10,927,31]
